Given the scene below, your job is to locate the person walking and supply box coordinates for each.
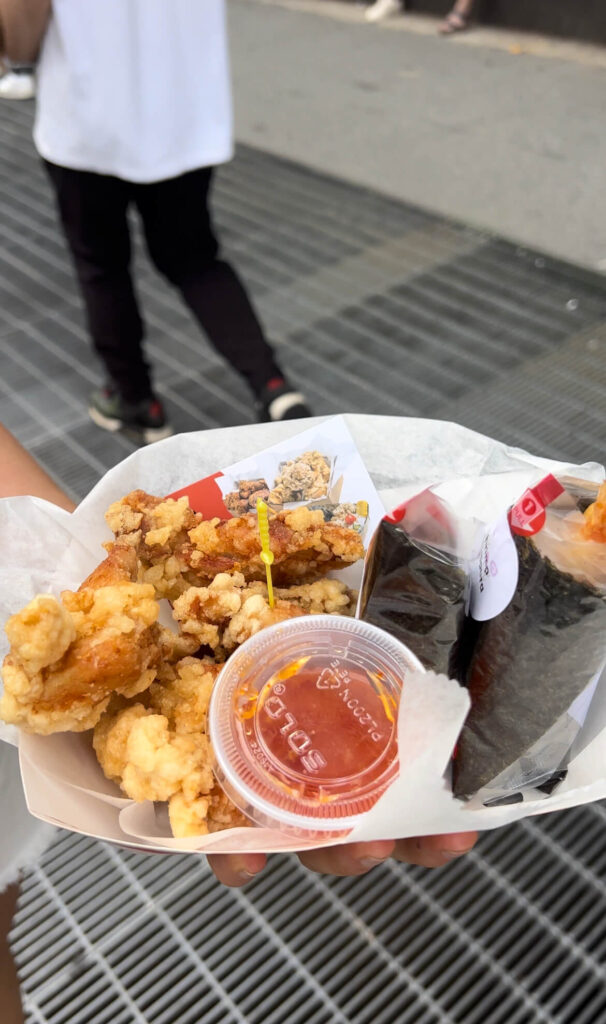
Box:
[0,0,311,443]
[439,0,475,34]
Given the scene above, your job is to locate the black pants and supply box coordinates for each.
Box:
[44,161,283,403]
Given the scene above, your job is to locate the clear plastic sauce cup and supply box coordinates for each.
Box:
[209,615,424,838]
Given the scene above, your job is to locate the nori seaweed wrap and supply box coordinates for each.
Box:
[359,490,469,678]
[453,476,606,801]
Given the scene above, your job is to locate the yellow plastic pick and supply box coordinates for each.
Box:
[256,498,275,608]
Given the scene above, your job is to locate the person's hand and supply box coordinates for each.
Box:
[207,831,478,886]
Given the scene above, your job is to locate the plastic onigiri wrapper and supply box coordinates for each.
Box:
[359,474,606,808]
[357,488,471,680]
[454,475,606,804]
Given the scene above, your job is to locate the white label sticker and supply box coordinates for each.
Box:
[469,512,519,621]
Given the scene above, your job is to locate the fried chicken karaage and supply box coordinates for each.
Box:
[0,545,161,734]
[102,491,363,600]
[172,572,356,655]
[1,487,366,836]
[93,657,249,837]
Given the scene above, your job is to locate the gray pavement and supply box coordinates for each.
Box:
[230,0,606,270]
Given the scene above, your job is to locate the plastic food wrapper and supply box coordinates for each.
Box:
[359,474,606,809]
[454,474,606,805]
[2,414,606,855]
[358,489,470,679]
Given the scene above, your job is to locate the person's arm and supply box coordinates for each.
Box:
[1,422,70,1024]
[0,424,75,512]
[0,883,23,1024]
[0,0,51,63]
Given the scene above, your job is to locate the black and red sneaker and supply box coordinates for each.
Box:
[89,385,173,444]
[256,377,312,423]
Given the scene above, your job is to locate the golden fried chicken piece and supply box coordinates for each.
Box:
[104,491,364,600]
[157,624,201,663]
[204,789,250,836]
[148,656,218,734]
[221,593,304,652]
[80,542,138,589]
[93,657,248,837]
[0,549,161,734]
[172,572,356,656]
[171,572,295,655]
[93,702,212,803]
[104,491,198,598]
[583,480,606,542]
[187,504,363,585]
[105,491,198,550]
[169,786,250,838]
[262,578,358,615]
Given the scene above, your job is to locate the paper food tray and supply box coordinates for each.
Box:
[1,414,605,855]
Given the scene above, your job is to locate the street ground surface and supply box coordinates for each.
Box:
[1,6,606,1023]
[231,0,606,270]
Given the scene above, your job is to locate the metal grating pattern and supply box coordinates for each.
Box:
[12,804,606,1024]
[2,95,606,1024]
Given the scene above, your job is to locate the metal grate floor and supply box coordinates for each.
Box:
[1,98,606,1024]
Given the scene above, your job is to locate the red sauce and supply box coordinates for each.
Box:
[236,655,399,805]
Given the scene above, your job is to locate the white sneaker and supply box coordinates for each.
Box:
[365,0,403,22]
[0,72,36,100]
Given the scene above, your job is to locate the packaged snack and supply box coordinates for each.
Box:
[358,489,469,679]
[453,476,606,802]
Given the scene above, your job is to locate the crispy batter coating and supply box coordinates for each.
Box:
[94,704,212,803]
[172,572,356,656]
[94,658,248,837]
[186,505,363,585]
[104,491,363,600]
[104,491,200,599]
[172,572,303,655]
[148,656,217,734]
[80,543,138,590]
[583,480,606,542]
[0,564,160,733]
[169,786,249,838]
[2,487,366,836]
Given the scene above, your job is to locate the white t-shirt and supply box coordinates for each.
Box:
[34,0,233,182]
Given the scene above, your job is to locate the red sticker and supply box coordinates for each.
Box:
[169,471,232,519]
[384,501,408,525]
[508,474,564,536]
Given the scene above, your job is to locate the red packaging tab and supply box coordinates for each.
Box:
[508,474,565,536]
